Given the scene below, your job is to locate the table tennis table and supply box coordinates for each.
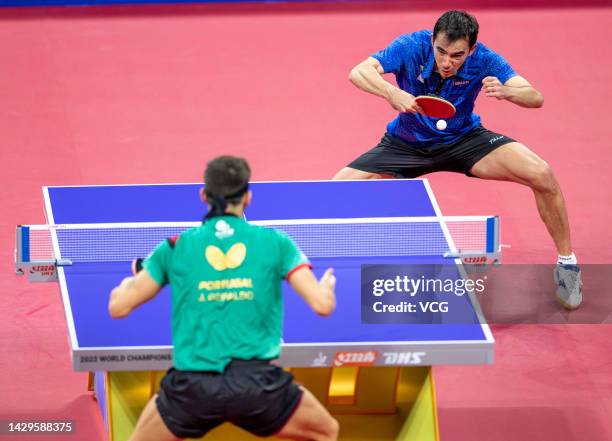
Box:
[17,179,498,441]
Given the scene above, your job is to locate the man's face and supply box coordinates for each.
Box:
[432,32,475,78]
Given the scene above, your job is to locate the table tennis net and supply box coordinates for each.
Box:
[17,216,499,263]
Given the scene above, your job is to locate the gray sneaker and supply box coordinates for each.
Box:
[554,264,583,310]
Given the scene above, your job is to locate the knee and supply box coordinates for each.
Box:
[333,167,380,180]
[525,162,558,193]
[332,168,350,180]
[323,416,340,440]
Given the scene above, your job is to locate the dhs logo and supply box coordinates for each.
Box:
[382,352,426,365]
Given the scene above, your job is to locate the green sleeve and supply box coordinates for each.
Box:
[143,240,172,286]
[275,230,311,279]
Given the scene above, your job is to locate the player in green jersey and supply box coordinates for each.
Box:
[109,156,339,441]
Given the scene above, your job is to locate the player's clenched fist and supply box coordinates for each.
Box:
[319,268,336,291]
[481,76,508,100]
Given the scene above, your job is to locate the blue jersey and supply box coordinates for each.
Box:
[372,30,517,147]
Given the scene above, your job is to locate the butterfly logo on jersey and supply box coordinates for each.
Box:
[214,219,235,239]
[205,243,246,271]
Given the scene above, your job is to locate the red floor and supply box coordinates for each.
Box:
[1,2,610,440]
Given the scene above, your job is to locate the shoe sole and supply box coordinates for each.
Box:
[555,293,581,310]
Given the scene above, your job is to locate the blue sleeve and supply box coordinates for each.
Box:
[485,50,517,84]
[372,34,413,74]
[143,240,172,286]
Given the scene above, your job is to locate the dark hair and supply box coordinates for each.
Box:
[433,10,479,48]
[203,156,251,219]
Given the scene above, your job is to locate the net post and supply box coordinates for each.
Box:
[15,226,27,275]
[18,225,30,263]
[486,216,499,254]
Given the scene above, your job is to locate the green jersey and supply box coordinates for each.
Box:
[143,215,309,372]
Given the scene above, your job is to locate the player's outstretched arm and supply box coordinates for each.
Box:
[288,267,336,316]
[108,270,162,318]
[349,57,423,114]
[482,75,544,108]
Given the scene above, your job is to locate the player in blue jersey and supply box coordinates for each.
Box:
[334,10,582,309]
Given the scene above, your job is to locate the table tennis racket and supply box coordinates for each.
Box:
[414,95,456,118]
[131,258,144,275]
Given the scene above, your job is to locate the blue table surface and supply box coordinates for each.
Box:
[46,180,437,223]
[63,258,486,349]
[47,181,488,348]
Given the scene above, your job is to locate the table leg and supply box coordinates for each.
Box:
[95,367,439,441]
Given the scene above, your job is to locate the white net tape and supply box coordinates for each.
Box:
[21,217,495,262]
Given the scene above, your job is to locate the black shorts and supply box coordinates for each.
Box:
[347,126,515,178]
[156,360,303,439]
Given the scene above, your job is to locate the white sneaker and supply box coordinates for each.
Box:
[553,264,583,310]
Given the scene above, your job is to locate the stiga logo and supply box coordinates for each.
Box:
[383,352,426,365]
[29,265,55,276]
[334,351,377,367]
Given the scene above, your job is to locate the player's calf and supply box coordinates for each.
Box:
[276,388,339,441]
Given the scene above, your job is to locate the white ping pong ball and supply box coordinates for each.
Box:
[436,119,447,130]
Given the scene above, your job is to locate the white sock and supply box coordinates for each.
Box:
[557,253,577,265]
